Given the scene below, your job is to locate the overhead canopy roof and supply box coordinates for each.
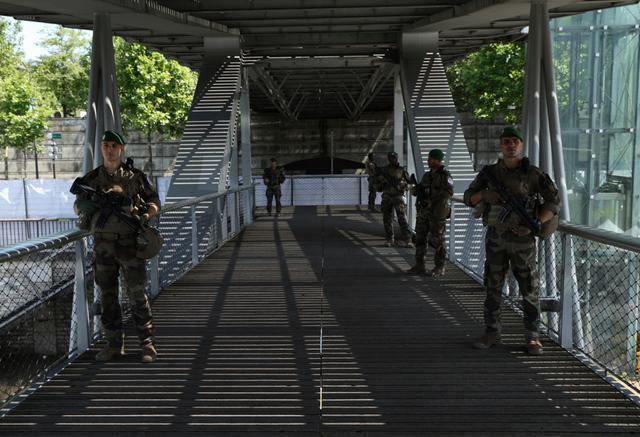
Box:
[0,0,635,118]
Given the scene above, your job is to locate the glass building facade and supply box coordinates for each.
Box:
[551,6,640,234]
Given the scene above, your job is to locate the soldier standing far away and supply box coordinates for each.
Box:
[73,130,161,363]
[263,158,286,216]
[464,126,561,355]
[406,149,453,277]
[376,151,413,248]
[365,152,378,211]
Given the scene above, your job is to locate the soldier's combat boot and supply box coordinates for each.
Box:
[403,240,415,248]
[406,264,427,275]
[526,339,544,355]
[385,238,394,247]
[427,266,445,277]
[473,332,501,349]
[95,343,124,362]
[141,343,158,363]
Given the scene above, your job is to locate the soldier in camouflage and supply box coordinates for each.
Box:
[365,153,378,211]
[74,130,161,363]
[464,126,560,355]
[407,149,454,277]
[263,158,286,215]
[376,151,413,247]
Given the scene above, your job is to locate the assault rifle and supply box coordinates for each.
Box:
[481,168,542,236]
[70,178,142,232]
[409,174,429,207]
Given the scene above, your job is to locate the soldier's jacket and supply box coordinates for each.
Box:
[75,163,161,234]
[463,158,560,229]
[365,161,377,184]
[412,165,454,219]
[263,167,286,188]
[376,164,410,196]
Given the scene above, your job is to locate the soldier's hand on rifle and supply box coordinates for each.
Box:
[481,190,504,205]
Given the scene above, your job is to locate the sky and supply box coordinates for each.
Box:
[17,19,92,61]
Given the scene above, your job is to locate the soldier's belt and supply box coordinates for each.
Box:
[489,223,532,236]
[94,231,137,241]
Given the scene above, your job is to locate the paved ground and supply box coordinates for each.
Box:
[2,206,640,436]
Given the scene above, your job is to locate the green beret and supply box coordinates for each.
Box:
[500,126,523,142]
[428,149,445,161]
[102,130,126,146]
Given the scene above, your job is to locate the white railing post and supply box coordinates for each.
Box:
[448,203,456,261]
[69,238,90,357]
[221,195,229,241]
[191,204,198,266]
[559,233,575,349]
[149,255,160,298]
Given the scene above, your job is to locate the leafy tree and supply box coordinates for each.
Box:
[0,18,22,78]
[446,43,525,124]
[114,38,197,173]
[33,26,90,117]
[0,71,52,178]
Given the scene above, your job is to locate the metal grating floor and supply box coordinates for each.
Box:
[2,205,640,436]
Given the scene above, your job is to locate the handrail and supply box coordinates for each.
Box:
[450,196,640,254]
[0,184,256,263]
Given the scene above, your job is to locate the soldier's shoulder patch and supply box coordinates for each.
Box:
[447,176,454,187]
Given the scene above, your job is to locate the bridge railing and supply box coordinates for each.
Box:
[0,184,255,411]
[446,198,640,392]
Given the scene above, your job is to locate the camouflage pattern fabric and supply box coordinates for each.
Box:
[266,186,282,213]
[94,233,154,347]
[263,167,286,213]
[412,165,453,267]
[463,158,560,340]
[74,162,160,347]
[377,163,411,242]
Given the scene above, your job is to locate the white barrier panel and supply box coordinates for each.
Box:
[0,181,26,219]
[25,179,76,218]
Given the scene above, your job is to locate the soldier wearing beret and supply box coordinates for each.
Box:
[464,126,560,355]
[263,158,286,216]
[376,151,413,247]
[74,130,161,363]
[407,149,453,277]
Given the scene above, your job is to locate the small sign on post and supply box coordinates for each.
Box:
[51,133,62,140]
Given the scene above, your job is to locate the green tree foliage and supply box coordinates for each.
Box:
[33,26,90,117]
[0,18,22,78]
[0,71,52,152]
[114,37,197,140]
[446,43,525,124]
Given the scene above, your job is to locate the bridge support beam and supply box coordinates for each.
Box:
[523,0,581,350]
[83,13,122,172]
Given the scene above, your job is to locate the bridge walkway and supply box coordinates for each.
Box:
[1,206,639,436]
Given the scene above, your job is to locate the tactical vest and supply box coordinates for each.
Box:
[483,164,539,228]
[378,165,408,196]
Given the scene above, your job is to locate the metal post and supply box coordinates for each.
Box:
[523,1,542,164]
[559,233,574,349]
[330,131,334,175]
[393,71,404,166]
[448,204,456,262]
[240,67,253,187]
[149,255,160,298]
[69,239,90,356]
[191,204,198,266]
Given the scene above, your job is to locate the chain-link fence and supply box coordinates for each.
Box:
[0,184,255,411]
[445,198,640,391]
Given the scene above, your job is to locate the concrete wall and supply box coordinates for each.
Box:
[250,111,394,172]
[3,111,405,179]
[2,118,180,180]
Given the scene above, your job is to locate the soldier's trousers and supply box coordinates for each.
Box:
[266,186,282,213]
[368,184,377,209]
[94,233,154,348]
[415,211,446,268]
[483,226,540,340]
[381,194,410,242]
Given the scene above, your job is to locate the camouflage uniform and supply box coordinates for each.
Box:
[365,160,378,210]
[263,166,285,214]
[464,159,560,340]
[75,163,160,349]
[413,165,454,269]
[376,163,411,243]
